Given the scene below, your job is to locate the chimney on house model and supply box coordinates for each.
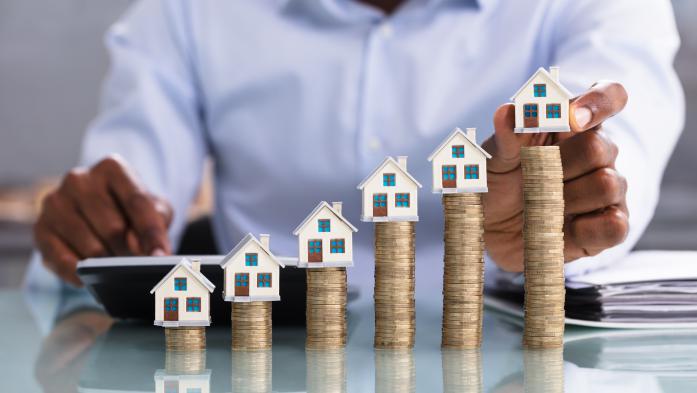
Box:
[332,201,343,215]
[549,66,560,82]
[260,234,270,249]
[397,156,408,171]
[465,127,477,142]
[191,258,201,273]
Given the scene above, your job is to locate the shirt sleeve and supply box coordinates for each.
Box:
[81,0,207,249]
[547,0,684,277]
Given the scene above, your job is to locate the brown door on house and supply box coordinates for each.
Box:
[235,273,249,296]
[373,193,387,217]
[442,165,457,188]
[164,298,178,321]
[308,239,323,262]
[524,103,539,128]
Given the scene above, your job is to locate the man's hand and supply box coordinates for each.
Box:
[34,155,173,286]
[482,81,629,272]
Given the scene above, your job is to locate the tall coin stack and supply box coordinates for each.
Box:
[165,327,206,351]
[442,349,483,393]
[231,301,272,350]
[375,349,415,393]
[520,146,566,348]
[374,221,416,349]
[441,193,485,349]
[306,349,346,393]
[306,267,348,349]
[231,349,272,393]
[523,349,564,393]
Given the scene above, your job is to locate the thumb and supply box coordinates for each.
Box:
[482,104,535,173]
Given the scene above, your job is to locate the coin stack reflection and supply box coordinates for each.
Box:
[231,349,272,393]
[442,349,482,393]
[164,349,206,375]
[306,349,346,393]
[306,267,347,349]
[232,301,272,350]
[375,349,415,393]
[523,348,564,393]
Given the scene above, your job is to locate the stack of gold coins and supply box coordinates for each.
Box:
[165,349,206,374]
[231,349,272,393]
[520,146,566,348]
[231,301,272,350]
[441,349,482,393]
[441,193,485,349]
[375,349,415,393]
[165,327,206,351]
[523,348,564,393]
[306,267,347,349]
[306,349,346,393]
[374,221,416,349]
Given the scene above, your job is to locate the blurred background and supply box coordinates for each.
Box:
[1,0,695,288]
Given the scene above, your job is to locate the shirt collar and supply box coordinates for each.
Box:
[280,0,483,22]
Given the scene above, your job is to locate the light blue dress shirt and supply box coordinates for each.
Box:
[26,0,684,293]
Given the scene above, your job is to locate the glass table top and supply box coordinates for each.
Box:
[2,289,697,393]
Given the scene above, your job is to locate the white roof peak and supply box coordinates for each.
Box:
[356,156,423,190]
[510,66,573,101]
[219,233,285,269]
[292,201,358,236]
[150,257,216,294]
[427,127,491,161]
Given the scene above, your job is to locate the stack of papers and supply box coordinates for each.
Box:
[486,251,697,328]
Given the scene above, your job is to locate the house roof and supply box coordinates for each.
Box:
[292,201,358,235]
[150,257,216,294]
[219,233,285,269]
[427,127,492,162]
[356,156,423,190]
[510,67,573,101]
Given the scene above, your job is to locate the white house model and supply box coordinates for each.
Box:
[357,156,422,222]
[427,127,492,193]
[512,66,573,133]
[220,233,285,302]
[150,258,215,327]
[292,201,358,268]
[155,369,211,393]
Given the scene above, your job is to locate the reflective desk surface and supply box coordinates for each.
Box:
[2,289,697,393]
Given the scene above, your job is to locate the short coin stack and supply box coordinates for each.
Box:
[374,221,416,349]
[231,301,272,350]
[306,349,346,393]
[441,349,483,393]
[441,193,485,349]
[306,267,348,349]
[375,349,415,393]
[520,146,566,348]
[165,327,206,351]
[165,349,206,375]
[523,348,564,393]
[231,349,272,393]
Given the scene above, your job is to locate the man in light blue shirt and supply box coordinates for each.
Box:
[30,0,683,293]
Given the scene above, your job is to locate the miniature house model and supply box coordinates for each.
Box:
[512,66,572,133]
[150,258,215,327]
[428,127,491,193]
[357,156,422,222]
[220,233,285,302]
[155,370,211,393]
[293,201,358,268]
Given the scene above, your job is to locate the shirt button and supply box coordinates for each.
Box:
[368,136,382,151]
[379,23,394,38]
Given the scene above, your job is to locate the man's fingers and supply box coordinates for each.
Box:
[33,228,82,287]
[40,194,108,259]
[483,104,535,174]
[569,81,628,132]
[559,129,618,181]
[564,168,627,215]
[567,205,629,254]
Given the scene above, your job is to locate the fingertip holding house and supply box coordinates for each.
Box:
[293,201,358,268]
[357,156,422,222]
[428,127,491,193]
[512,66,572,133]
[150,257,215,327]
[219,233,285,302]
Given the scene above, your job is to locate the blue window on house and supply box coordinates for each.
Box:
[442,165,456,181]
[452,145,465,158]
[235,273,248,287]
[373,194,387,207]
[534,84,546,97]
[546,104,561,118]
[318,219,330,232]
[245,253,258,266]
[330,239,345,253]
[395,193,410,207]
[524,104,538,118]
[174,278,187,291]
[383,173,396,186]
[186,297,201,312]
[257,273,272,287]
[164,298,178,312]
[465,165,479,179]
